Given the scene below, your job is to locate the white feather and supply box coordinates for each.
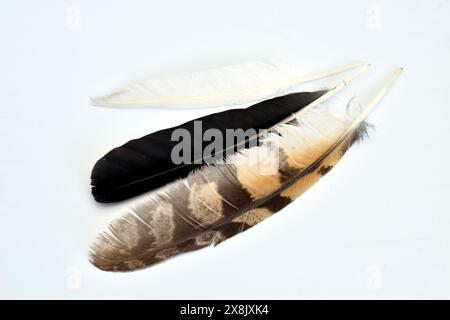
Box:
[90,61,364,109]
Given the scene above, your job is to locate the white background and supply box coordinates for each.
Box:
[1,0,449,299]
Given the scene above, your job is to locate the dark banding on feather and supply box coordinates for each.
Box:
[318,165,333,176]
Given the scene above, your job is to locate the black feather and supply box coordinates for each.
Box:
[91,90,327,203]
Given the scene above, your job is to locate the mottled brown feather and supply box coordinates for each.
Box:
[89,104,370,272]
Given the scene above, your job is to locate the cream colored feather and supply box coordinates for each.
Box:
[90,61,365,108]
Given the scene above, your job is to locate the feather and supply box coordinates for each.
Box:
[91,64,370,203]
[89,68,402,272]
[90,61,365,108]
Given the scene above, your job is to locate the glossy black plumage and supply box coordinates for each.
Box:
[91,90,327,203]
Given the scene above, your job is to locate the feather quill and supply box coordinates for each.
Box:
[89,69,401,272]
[90,61,365,108]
